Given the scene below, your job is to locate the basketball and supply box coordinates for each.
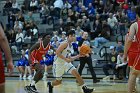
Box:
[79,44,91,55]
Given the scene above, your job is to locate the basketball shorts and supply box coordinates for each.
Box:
[128,52,137,67]
[16,61,25,67]
[0,58,5,83]
[132,54,140,71]
[53,62,76,80]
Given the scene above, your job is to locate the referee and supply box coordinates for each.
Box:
[78,31,99,83]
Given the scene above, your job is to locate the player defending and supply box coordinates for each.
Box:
[47,30,94,93]
[124,6,140,93]
[24,34,51,93]
[0,23,14,93]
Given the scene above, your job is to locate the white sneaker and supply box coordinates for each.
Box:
[19,74,22,80]
[103,76,110,81]
[23,75,26,80]
[42,76,47,80]
[27,75,32,80]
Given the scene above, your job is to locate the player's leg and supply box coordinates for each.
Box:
[24,63,45,93]
[0,83,5,93]
[0,62,5,93]
[67,63,94,93]
[128,69,140,93]
[47,63,64,93]
[71,69,94,93]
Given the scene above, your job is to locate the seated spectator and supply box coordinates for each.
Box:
[127,7,136,23]
[51,36,60,51]
[16,49,32,80]
[3,0,12,15]
[75,25,83,38]
[81,16,91,32]
[94,20,111,48]
[29,0,38,12]
[116,41,124,53]
[12,0,20,14]
[8,29,16,43]
[45,6,55,25]
[102,46,118,80]
[107,13,118,35]
[59,31,66,42]
[21,0,30,13]
[17,12,25,24]
[14,20,23,30]
[7,12,16,29]
[51,31,60,41]
[15,28,24,52]
[115,50,127,80]
[25,12,34,23]
[40,49,55,80]
[40,4,50,24]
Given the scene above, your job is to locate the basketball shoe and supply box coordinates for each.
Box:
[24,84,39,93]
[47,81,53,93]
[82,86,94,93]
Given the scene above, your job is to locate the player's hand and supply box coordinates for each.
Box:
[65,58,72,63]
[124,55,127,62]
[7,61,14,76]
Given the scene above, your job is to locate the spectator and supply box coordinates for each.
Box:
[81,16,90,32]
[116,41,124,53]
[29,0,38,12]
[94,20,111,48]
[3,0,12,15]
[25,12,34,23]
[15,28,24,52]
[102,46,118,80]
[107,13,118,35]
[7,12,16,29]
[53,0,63,19]
[115,50,127,80]
[12,0,20,14]
[40,4,50,24]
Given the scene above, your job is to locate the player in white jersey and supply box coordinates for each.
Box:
[47,30,94,93]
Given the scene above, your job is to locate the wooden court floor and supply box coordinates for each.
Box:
[5,77,140,93]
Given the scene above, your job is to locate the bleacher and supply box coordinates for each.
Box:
[0,0,126,79]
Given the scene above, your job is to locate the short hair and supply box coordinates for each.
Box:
[42,33,50,39]
[135,6,140,17]
[118,50,124,53]
[66,30,75,36]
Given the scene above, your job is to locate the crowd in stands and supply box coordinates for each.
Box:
[1,0,140,80]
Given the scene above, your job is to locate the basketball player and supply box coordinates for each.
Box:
[24,34,51,93]
[0,23,14,93]
[78,31,99,83]
[47,30,93,93]
[124,6,140,93]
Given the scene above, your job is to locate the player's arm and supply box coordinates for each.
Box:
[0,25,14,75]
[124,23,137,61]
[56,42,69,61]
[56,42,79,62]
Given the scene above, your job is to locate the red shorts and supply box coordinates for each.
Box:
[0,57,5,84]
[133,54,140,71]
[128,51,137,67]
[128,51,140,70]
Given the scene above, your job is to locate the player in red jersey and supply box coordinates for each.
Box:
[24,34,51,93]
[124,6,140,93]
[0,23,14,93]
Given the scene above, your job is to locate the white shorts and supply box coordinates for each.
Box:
[53,62,76,80]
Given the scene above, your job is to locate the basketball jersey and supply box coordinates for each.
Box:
[54,41,74,64]
[31,41,50,63]
[128,20,140,53]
